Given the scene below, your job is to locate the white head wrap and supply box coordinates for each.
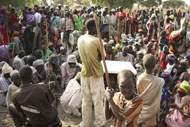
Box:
[33,59,44,68]
[2,63,13,75]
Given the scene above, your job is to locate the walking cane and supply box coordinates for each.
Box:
[156,17,162,77]
[94,14,111,89]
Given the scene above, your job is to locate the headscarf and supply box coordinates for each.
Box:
[67,55,77,63]
[177,81,190,94]
[2,63,13,75]
[0,61,6,70]
[33,59,44,68]
[163,46,168,52]
[10,70,19,77]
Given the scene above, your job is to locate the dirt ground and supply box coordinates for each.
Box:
[0,104,112,127]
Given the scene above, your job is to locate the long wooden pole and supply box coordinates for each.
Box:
[94,14,111,89]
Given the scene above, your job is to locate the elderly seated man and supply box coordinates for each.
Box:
[32,59,47,84]
[61,55,81,89]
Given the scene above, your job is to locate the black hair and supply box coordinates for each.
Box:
[19,65,32,82]
[85,19,95,31]
[27,56,35,66]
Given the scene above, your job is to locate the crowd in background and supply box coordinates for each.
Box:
[0,3,190,127]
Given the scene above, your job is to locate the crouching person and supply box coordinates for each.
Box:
[9,65,62,127]
[60,72,82,117]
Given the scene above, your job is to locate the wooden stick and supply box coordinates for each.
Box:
[94,14,111,89]
[156,17,162,77]
[32,24,39,55]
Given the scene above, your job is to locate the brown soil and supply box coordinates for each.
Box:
[0,105,112,127]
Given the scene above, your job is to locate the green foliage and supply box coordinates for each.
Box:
[112,0,136,9]
[90,0,136,8]
[163,0,186,8]
[0,0,40,10]
[137,0,159,7]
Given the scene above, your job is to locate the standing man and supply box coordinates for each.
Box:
[78,19,106,127]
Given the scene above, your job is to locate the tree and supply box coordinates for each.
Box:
[91,0,136,9]
[137,0,161,7]
[0,0,40,10]
[163,0,186,9]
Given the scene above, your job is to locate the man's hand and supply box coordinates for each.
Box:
[105,88,115,101]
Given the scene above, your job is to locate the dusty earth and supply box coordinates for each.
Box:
[0,104,112,127]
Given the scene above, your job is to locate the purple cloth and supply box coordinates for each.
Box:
[55,43,63,54]
[0,45,9,62]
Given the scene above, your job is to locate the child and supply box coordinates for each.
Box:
[166,95,190,127]
[105,70,142,127]
[136,54,164,127]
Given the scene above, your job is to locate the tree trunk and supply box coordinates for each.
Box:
[106,0,112,8]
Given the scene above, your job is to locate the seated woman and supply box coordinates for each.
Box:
[105,70,142,127]
[166,95,190,127]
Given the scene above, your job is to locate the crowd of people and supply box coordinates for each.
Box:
[0,3,190,127]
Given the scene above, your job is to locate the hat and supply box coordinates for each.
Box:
[0,61,6,70]
[163,46,168,52]
[13,31,19,36]
[151,14,156,18]
[167,54,176,60]
[108,40,114,45]
[129,38,135,43]
[177,81,190,93]
[169,15,175,20]
[33,59,44,68]
[115,44,121,51]
[58,4,61,6]
[48,42,53,47]
[2,63,13,75]
[67,55,77,63]
[10,70,19,77]
[154,41,159,46]
[60,46,65,51]
[138,29,143,32]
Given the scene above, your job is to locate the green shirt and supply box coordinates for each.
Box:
[78,34,104,78]
[41,49,52,62]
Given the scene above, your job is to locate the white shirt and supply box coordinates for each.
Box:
[185,13,190,20]
[111,14,117,26]
[34,12,42,24]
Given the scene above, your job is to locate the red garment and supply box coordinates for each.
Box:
[169,31,181,44]
[117,12,126,19]
[132,14,138,35]
[0,26,9,46]
[11,13,18,25]
[160,51,167,70]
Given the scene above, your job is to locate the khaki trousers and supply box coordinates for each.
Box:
[80,76,105,127]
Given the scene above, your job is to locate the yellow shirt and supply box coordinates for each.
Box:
[78,34,104,78]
